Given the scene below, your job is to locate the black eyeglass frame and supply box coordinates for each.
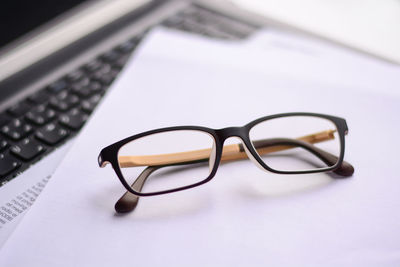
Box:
[98,112,348,197]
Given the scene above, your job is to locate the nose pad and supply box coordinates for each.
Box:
[209,140,217,173]
[241,141,267,172]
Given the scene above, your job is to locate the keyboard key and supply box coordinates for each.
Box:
[70,79,94,98]
[116,40,136,53]
[49,91,80,111]
[10,138,46,161]
[47,80,68,94]
[59,108,89,130]
[66,70,85,82]
[91,68,119,85]
[81,94,102,113]
[71,77,90,90]
[71,85,91,98]
[92,73,114,85]
[0,153,20,178]
[36,123,69,145]
[88,81,103,95]
[84,59,103,73]
[1,119,33,141]
[25,105,56,125]
[92,64,111,75]
[28,90,51,104]
[7,101,33,117]
[100,50,121,63]
[0,140,9,151]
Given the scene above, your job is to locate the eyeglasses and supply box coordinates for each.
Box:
[98,112,354,213]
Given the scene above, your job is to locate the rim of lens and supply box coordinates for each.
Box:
[248,116,342,173]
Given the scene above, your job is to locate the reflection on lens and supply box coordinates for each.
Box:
[249,116,341,172]
[118,130,214,194]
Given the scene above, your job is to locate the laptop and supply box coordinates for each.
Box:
[0,0,263,244]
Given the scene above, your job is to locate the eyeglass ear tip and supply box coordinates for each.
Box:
[115,200,137,213]
[333,161,355,177]
[114,192,140,213]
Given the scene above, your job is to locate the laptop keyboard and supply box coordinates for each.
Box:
[163,6,257,40]
[0,5,259,186]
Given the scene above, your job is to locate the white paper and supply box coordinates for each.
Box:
[1,28,400,266]
[0,142,72,248]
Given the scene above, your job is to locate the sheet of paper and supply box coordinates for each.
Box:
[245,28,400,97]
[0,142,72,248]
[142,28,400,97]
[1,28,400,266]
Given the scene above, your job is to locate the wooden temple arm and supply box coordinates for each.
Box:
[118,129,336,168]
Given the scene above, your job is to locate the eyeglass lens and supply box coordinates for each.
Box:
[118,130,215,194]
[249,116,340,172]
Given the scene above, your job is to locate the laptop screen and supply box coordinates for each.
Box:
[0,0,89,51]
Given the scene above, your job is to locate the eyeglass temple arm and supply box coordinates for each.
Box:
[115,166,160,213]
[115,159,208,213]
[250,138,354,176]
[115,130,354,213]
